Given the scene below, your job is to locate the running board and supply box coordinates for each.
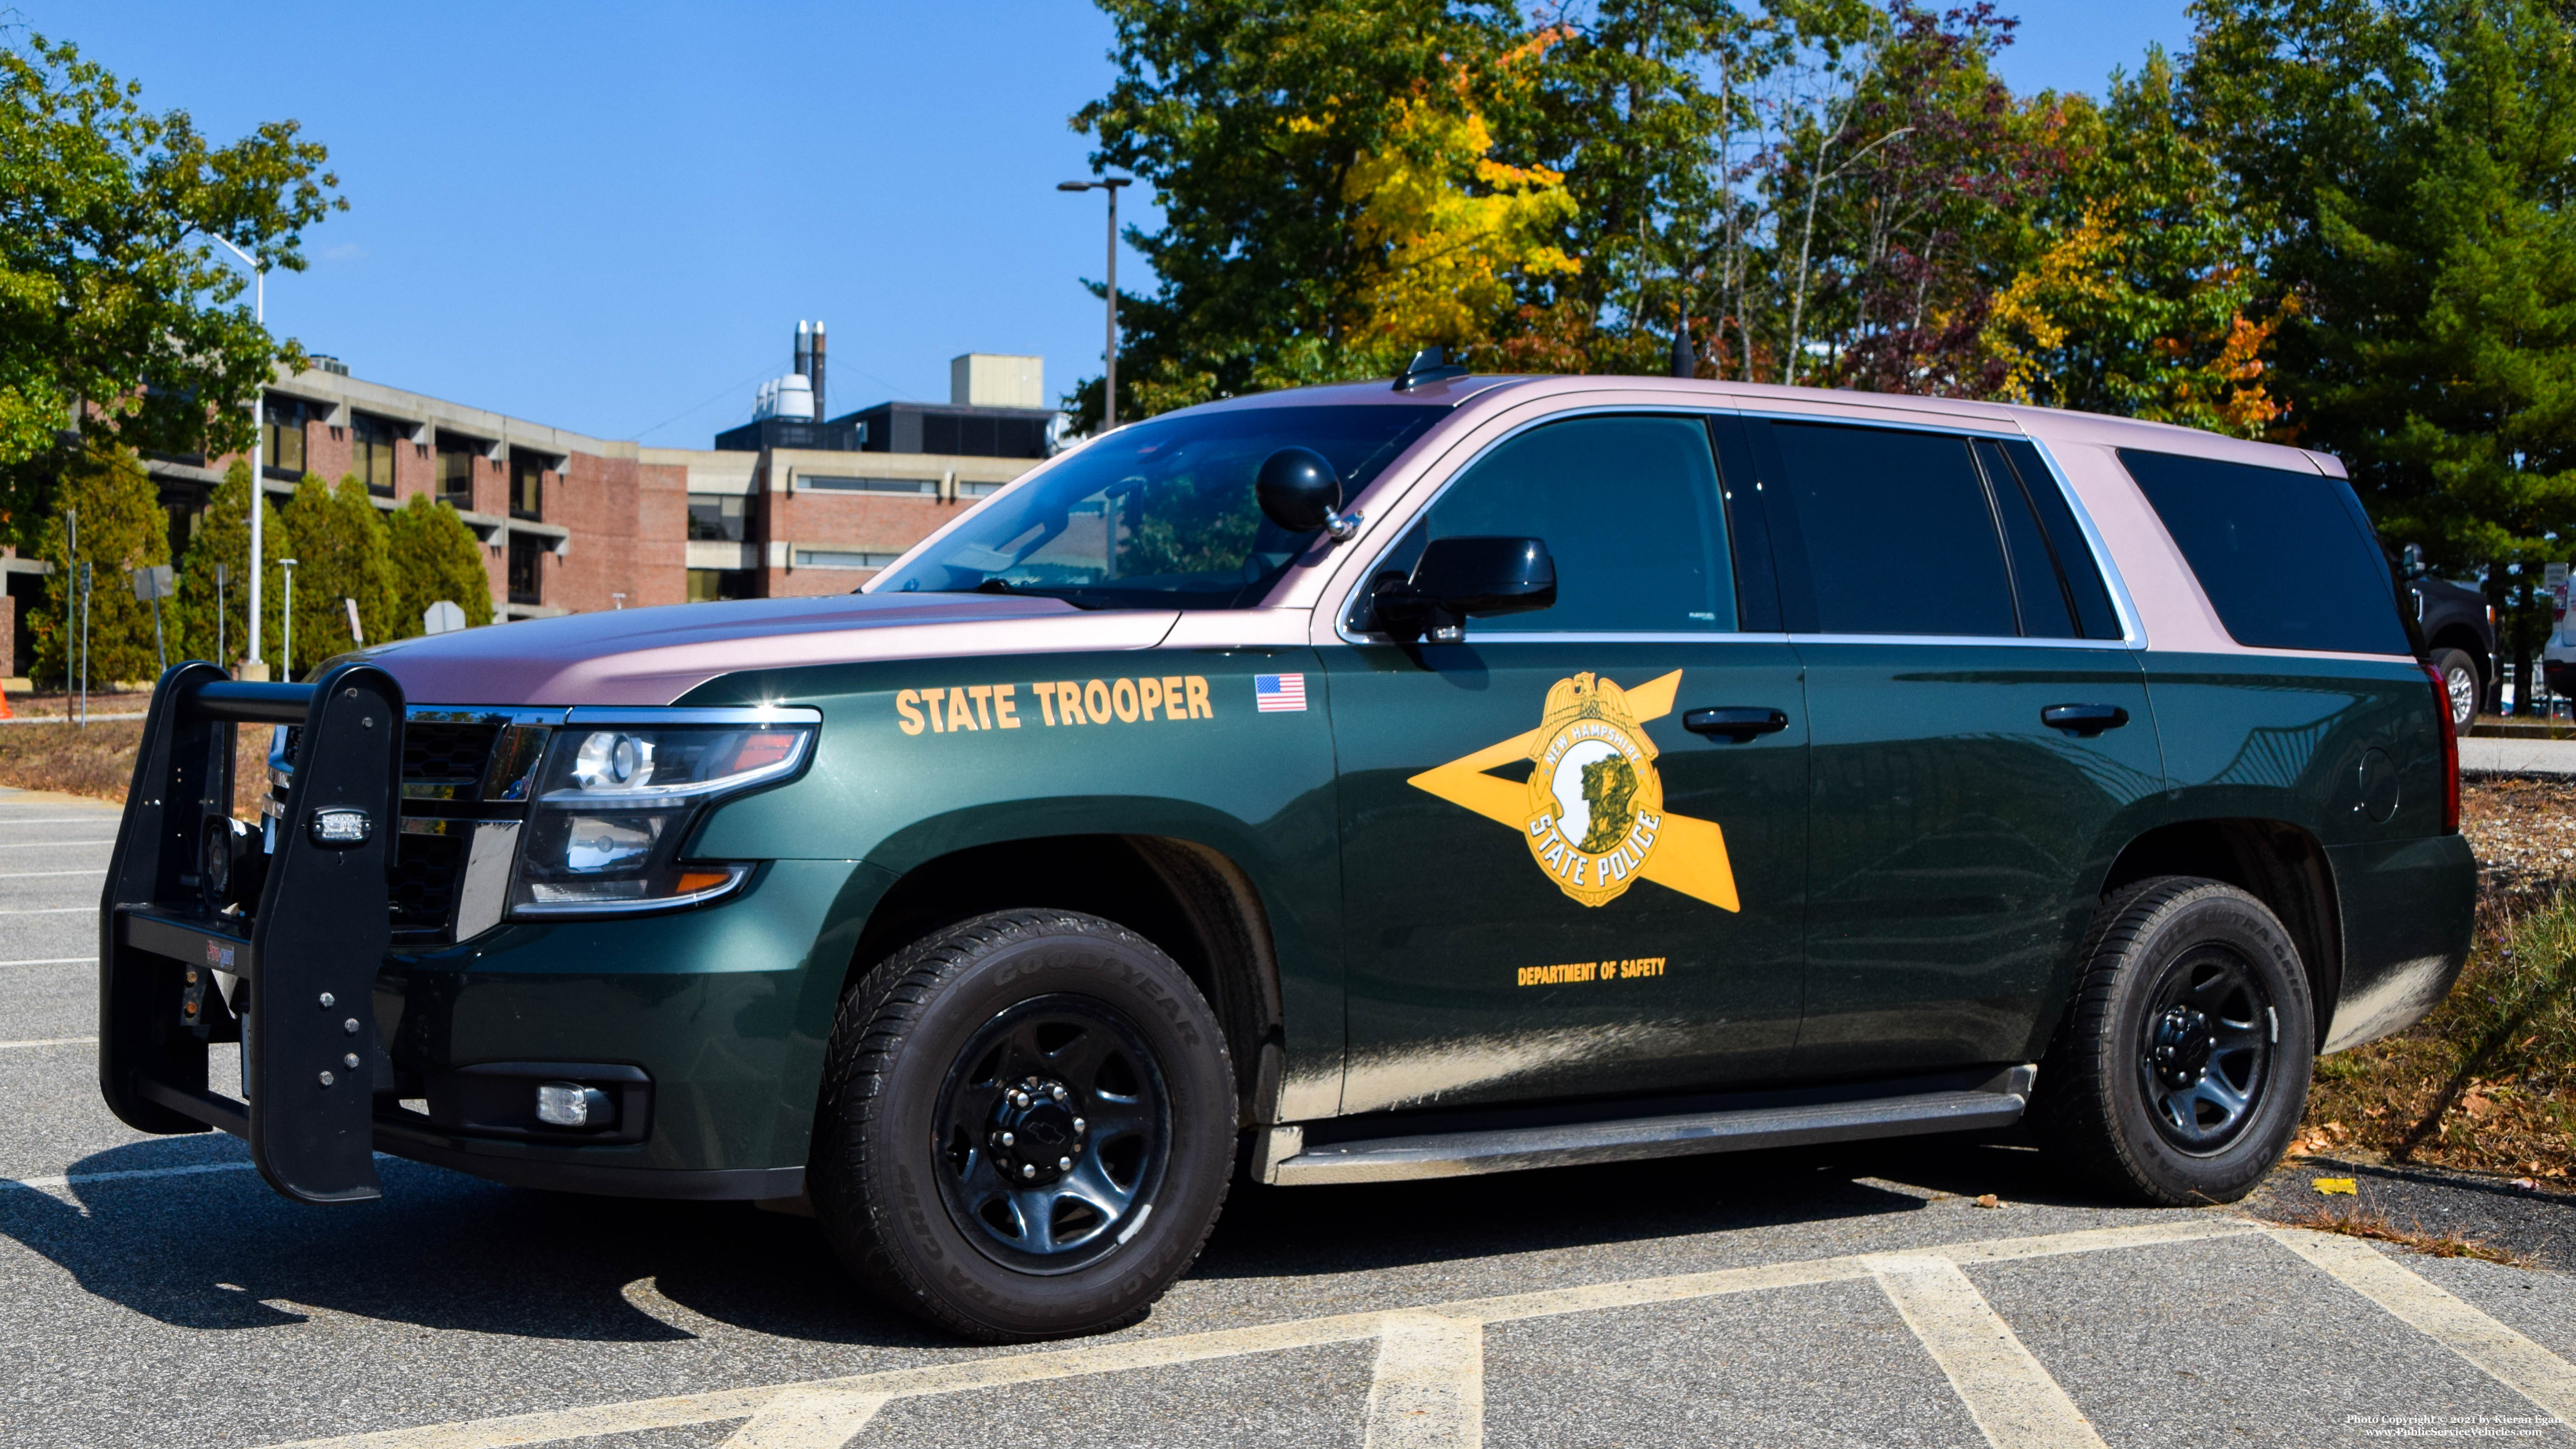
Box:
[1258,1066,2035,1187]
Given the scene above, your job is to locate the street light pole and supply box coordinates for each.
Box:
[1056,176,1133,430]
[211,236,267,680]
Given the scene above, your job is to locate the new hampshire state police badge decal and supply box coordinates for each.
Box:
[1405,669,1743,913]
[1522,672,1662,907]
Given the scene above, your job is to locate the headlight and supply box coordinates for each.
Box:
[508,713,816,918]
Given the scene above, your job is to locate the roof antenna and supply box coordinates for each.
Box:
[1393,346,1470,393]
[1671,313,1695,379]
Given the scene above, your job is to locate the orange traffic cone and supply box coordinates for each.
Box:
[0,677,16,720]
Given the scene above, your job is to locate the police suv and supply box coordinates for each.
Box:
[99,361,2472,1342]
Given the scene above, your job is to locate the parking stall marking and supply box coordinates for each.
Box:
[253,1220,2264,1449]
[1868,1254,2109,1449]
[0,868,108,879]
[2268,1227,2576,1428]
[717,1388,890,1449]
[0,1035,94,1051]
[1363,1311,1483,1449]
[0,956,94,967]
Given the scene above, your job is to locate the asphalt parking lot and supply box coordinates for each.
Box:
[7,788,2576,1447]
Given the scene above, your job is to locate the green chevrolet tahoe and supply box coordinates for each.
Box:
[99,365,2474,1342]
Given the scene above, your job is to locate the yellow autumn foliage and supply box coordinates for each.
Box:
[1333,86,1580,358]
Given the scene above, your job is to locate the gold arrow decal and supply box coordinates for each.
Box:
[1406,669,1739,912]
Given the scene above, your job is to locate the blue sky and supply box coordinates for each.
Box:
[39,2,2193,448]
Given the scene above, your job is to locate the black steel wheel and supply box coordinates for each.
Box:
[2431,647,2479,734]
[2136,948,2274,1153]
[932,995,1170,1272]
[2030,876,2314,1206]
[809,910,1234,1342]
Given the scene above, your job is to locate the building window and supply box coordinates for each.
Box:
[687,493,747,542]
[508,533,544,604]
[261,400,305,475]
[793,549,905,569]
[798,476,936,494]
[349,412,399,497]
[510,452,546,520]
[435,437,483,509]
[958,479,1008,498]
[687,569,755,602]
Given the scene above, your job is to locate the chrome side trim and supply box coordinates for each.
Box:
[1261,1066,2034,1186]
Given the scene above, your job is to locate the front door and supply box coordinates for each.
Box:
[1324,413,1809,1116]
[1734,417,2165,1079]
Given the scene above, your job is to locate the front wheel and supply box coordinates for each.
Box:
[2028,877,2315,1206]
[810,910,1236,1341]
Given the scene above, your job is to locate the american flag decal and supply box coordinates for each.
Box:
[1254,674,1307,713]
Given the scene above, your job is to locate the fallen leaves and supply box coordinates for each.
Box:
[2313,1178,2359,1196]
[1974,1193,2002,1209]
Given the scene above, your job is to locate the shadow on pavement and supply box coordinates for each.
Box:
[0,1127,2136,1343]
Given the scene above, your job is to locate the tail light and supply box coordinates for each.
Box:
[2422,661,2460,834]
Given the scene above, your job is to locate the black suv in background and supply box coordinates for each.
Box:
[2408,567,2494,731]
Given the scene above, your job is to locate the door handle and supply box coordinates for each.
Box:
[2042,703,2130,737]
[1683,707,1790,742]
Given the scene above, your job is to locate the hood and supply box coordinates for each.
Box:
[365,592,1180,707]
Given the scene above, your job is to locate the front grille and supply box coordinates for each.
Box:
[404,721,500,788]
[390,831,467,932]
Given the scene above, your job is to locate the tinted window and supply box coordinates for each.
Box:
[1359,415,1734,634]
[875,404,1442,610]
[1759,422,2017,636]
[2119,449,2409,655]
[1994,439,2123,638]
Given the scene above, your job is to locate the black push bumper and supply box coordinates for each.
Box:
[99,661,403,1204]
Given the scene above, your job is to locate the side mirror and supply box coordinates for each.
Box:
[1373,536,1557,643]
[2401,542,2427,580]
[1256,447,1361,540]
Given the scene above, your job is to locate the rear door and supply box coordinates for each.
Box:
[1322,412,1809,1114]
[1733,417,2164,1079]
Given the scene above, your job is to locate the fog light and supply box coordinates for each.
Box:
[535,1081,613,1128]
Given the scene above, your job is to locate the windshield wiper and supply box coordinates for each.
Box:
[963,577,1103,609]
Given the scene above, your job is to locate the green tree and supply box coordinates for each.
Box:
[172,459,293,670]
[386,494,493,635]
[277,476,395,678]
[2189,0,2576,705]
[1071,0,1523,426]
[29,441,170,686]
[0,33,343,537]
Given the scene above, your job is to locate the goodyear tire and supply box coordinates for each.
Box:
[2029,877,2315,1206]
[810,909,1235,1341]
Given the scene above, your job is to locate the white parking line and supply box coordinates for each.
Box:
[255,1220,2263,1449]
[0,816,124,824]
[0,1035,95,1050]
[2268,1227,2576,1427]
[1869,1254,2108,1449]
[1364,1311,1482,1449]
[0,956,94,967]
[718,1388,889,1448]
[6,1161,255,1191]
[0,868,106,879]
[0,907,93,915]
[0,839,116,849]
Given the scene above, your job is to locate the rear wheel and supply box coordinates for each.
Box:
[809,909,1235,1341]
[2432,647,2479,733]
[2029,877,2315,1206]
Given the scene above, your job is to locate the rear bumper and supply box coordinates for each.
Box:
[2322,833,2476,1052]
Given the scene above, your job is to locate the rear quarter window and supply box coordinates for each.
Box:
[2118,448,2410,656]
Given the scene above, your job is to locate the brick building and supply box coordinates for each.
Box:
[73,342,1058,664]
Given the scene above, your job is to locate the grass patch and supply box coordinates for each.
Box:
[0,717,269,817]
[2272,1200,2534,1267]
[2303,779,2576,1178]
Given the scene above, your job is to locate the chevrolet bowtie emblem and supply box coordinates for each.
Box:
[1407,669,1740,911]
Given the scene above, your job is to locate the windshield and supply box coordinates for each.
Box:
[871,404,1446,609]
